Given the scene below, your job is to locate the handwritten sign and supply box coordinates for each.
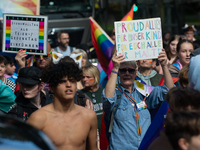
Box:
[114,18,162,61]
[2,14,48,55]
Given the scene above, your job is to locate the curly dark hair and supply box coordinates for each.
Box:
[42,61,83,88]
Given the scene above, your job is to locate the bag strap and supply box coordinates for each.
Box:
[109,102,118,133]
[70,46,73,53]
[77,91,86,107]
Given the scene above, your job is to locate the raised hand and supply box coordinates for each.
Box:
[158,49,167,67]
[112,50,125,71]
[15,49,27,70]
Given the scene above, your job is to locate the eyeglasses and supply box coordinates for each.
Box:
[119,68,135,74]
[91,93,96,104]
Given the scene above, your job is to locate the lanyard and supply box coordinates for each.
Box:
[117,87,143,135]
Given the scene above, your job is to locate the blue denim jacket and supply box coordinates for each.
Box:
[102,84,169,150]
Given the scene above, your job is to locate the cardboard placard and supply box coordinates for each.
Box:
[2,14,48,55]
[114,17,163,61]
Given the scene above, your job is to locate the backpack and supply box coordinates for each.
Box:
[76,91,86,107]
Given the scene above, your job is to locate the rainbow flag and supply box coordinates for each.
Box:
[26,56,36,67]
[89,17,114,77]
[121,4,135,21]
[97,63,107,86]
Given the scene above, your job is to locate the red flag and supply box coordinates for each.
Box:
[158,76,179,85]
[121,4,135,21]
[100,111,109,150]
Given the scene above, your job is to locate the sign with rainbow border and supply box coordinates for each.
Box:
[2,14,48,55]
[114,17,162,61]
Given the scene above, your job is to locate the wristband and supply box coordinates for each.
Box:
[111,70,118,74]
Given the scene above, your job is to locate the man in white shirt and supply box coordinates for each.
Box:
[53,31,75,56]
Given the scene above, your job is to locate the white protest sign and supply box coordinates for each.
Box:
[114,17,162,61]
[2,14,48,55]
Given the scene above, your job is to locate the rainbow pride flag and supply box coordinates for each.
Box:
[89,17,114,77]
[5,20,11,48]
[39,22,44,50]
[26,55,36,67]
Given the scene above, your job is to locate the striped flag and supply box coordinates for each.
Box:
[26,56,35,67]
[89,17,114,77]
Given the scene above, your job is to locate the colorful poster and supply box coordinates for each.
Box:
[0,0,40,19]
[114,18,162,61]
[2,14,48,55]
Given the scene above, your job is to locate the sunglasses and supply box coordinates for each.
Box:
[34,50,52,60]
[119,68,135,74]
[34,55,49,60]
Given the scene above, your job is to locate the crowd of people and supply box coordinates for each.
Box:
[0,23,200,150]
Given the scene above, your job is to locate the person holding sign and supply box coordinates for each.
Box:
[102,49,174,150]
[15,42,52,71]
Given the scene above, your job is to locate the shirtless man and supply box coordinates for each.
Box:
[27,61,98,150]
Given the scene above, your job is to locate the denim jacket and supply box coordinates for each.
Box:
[102,84,169,150]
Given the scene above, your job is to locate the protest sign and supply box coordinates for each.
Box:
[2,14,48,55]
[114,17,162,61]
[0,0,40,19]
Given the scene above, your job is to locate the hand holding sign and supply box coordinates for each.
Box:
[112,50,125,70]
[15,49,27,70]
[158,48,167,67]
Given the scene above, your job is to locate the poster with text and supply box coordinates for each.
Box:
[114,17,162,61]
[2,14,48,55]
[0,0,40,19]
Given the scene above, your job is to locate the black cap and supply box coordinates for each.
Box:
[16,67,42,85]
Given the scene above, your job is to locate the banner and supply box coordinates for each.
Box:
[114,18,162,61]
[2,14,48,55]
[0,0,40,19]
